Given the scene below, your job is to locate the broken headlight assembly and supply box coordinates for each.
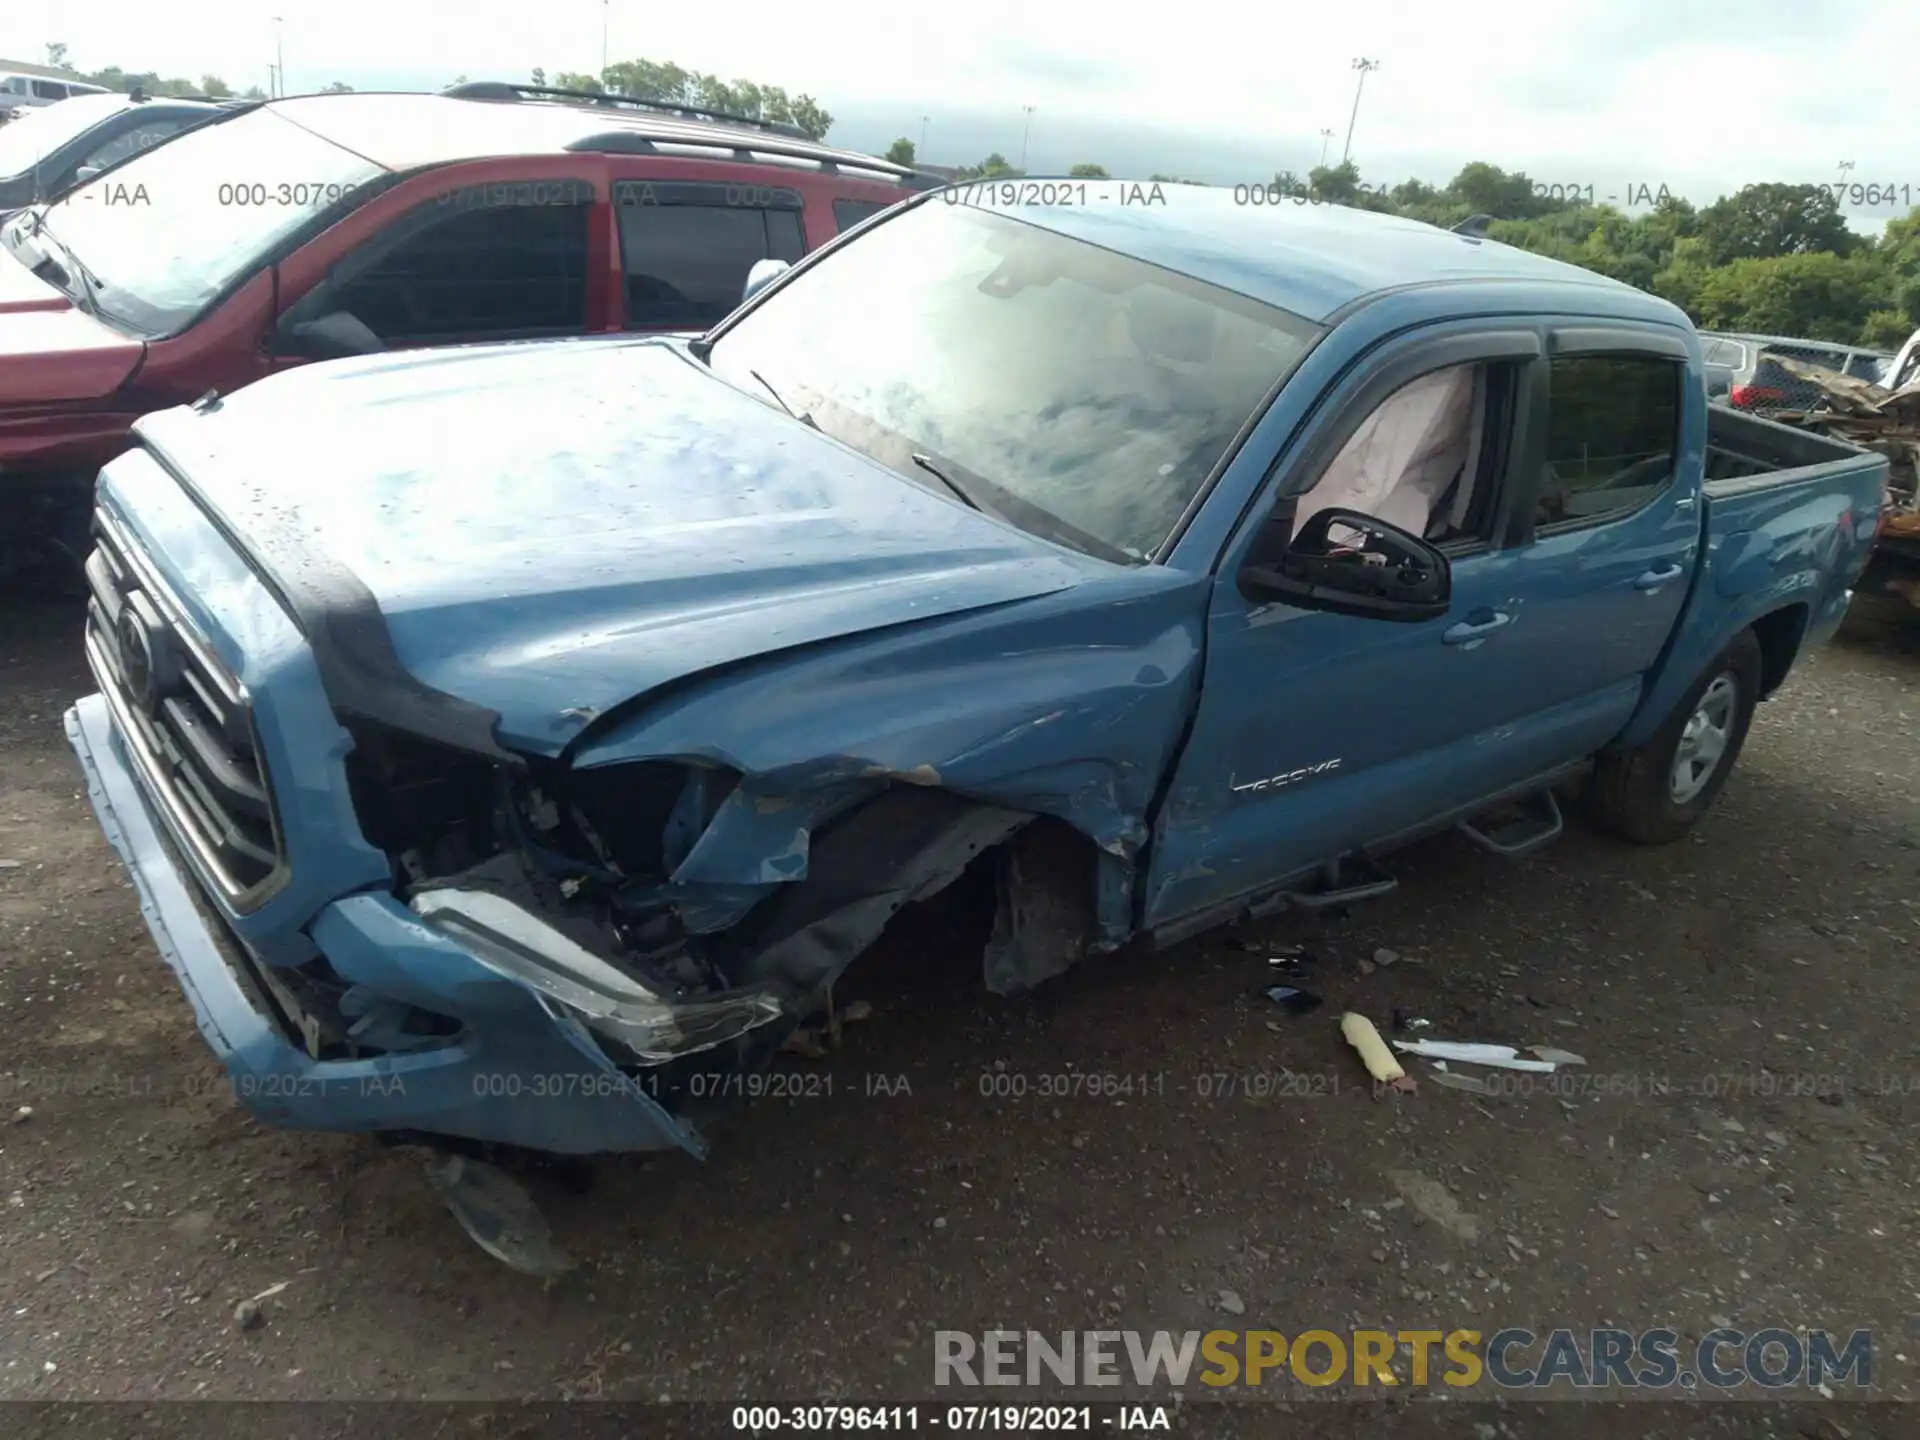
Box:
[410,888,783,1063]
[346,719,779,1062]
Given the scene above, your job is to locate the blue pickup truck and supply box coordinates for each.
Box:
[65,188,1886,1159]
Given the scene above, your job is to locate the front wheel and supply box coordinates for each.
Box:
[1589,630,1763,844]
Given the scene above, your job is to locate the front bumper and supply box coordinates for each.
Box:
[66,691,707,1157]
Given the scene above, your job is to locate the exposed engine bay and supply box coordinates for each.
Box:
[318,720,1095,1119]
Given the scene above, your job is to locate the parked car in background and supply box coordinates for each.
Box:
[1701,331,1893,410]
[1,72,111,117]
[64,191,1883,1161]
[0,82,936,583]
[0,91,233,219]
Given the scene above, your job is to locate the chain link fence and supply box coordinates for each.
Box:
[1700,332,1894,415]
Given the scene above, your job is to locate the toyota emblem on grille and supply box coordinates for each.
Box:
[117,610,160,714]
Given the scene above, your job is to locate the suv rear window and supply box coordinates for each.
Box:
[615,180,807,329]
[833,198,890,233]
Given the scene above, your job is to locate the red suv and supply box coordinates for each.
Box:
[0,82,932,581]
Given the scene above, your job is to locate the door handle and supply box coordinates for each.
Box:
[1634,563,1684,590]
[1443,611,1511,645]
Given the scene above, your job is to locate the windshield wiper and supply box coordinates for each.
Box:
[747,369,818,430]
[27,213,103,316]
[911,453,985,513]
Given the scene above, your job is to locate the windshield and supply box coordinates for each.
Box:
[0,94,128,178]
[10,106,384,335]
[707,201,1319,562]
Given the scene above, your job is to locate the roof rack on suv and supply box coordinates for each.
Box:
[442,81,814,141]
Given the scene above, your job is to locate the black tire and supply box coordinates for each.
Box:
[1589,629,1763,845]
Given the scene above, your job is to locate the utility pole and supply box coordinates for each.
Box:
[601,0,609,80]
[1020,104,1036,170]
[920,114,929,157]
[272,17,285,97]
[1318,128,1334,167]
[1342,58,1378,165]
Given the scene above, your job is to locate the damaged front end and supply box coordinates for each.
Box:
[336,721,1070,1145]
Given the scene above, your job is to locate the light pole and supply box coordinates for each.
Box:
[1342,58,1378,165]
[1020,104,1036,170]
[601,0,609,81]
[920,114,929,157]
[272,17,285,97]
[1836,158,1855,197]
[1318,128,1334,167]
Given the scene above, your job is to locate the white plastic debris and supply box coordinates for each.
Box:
[1391,1040,1559,1072]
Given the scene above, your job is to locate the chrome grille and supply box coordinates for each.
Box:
[83,503,286,907]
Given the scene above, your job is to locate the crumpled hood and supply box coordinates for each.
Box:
[129,337,1092,754]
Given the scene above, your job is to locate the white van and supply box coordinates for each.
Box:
[0,73,111,119]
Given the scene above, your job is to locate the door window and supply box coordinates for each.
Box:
[1292,362,1512,547]
[615,180,807,329]
[81,118,196,173]
[1536,356,1681,531]
[832,197,890,233]
[319,187,592,345]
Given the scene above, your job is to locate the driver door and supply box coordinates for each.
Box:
[1146,322,1564,928]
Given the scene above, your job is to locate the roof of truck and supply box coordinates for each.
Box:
[1010,186,1685,326]
[266,89,918,186]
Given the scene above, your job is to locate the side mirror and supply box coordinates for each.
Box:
[280,309,385,360]
[1240,507,1452,622]
[742,257,791,305]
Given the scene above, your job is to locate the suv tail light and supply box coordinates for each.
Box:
[1729,384,1785,409]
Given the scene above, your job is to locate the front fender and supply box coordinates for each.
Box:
[568,570,1209,944]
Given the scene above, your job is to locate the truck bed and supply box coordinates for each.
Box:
[1617,403,1888,749]
[1703,402,1871,490]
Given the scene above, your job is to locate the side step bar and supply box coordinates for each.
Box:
[1250,850,1399,917]
[1455,788,1564,858]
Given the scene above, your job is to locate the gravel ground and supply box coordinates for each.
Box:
[0,592,1915,1438]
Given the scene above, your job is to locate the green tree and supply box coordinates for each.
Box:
[1069,163,1108,178]
[1697,183,1855,267]
[1447,161,1563,220]
[956,152,1021,180]
[1693,252,1883,340]
[530,67,546,86]
[596,59,833,139]
[320,81,353,93]
[46,43,69,70]
[552,70,601,92]
[198,75,233,98]
[1148,174,1206,185]
[1307,161,1360,202]
[1860,308,1915,349]
[885,137,915,166]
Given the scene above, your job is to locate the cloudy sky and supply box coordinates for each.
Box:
[3,0,1913,219]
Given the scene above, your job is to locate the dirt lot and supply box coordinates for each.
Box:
[1,590,1916,1435]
